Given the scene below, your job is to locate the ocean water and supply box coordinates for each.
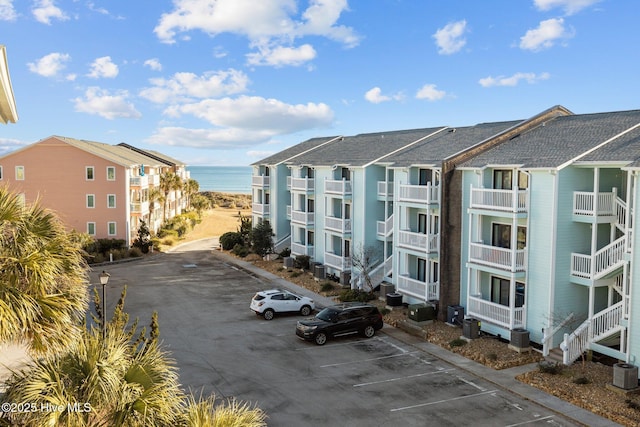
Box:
[187,166,252,194]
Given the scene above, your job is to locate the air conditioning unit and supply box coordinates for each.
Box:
[613,363,639,390]
[463,318,480,339]
[314,264,326,279]
[447,305,464,325]
[510,328,530,349]
[283,257,294,268]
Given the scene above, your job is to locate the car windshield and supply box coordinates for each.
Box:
[316,308,339,322]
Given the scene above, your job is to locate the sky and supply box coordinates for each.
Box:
[1,0,639,166]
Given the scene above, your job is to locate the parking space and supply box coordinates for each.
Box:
[93,242,580,426]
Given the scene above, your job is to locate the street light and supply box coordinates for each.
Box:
[99,271,110,340]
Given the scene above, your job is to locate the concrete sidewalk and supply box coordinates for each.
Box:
[214,247,620,427]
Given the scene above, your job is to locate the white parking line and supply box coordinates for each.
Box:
[320,351,421,368]
[353,368,455,387]
[504,415,555,426]
[390,389,498,412]
[456,374,487,391]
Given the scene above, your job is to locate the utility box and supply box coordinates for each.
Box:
[283,257,294,268]
[408,303,436,322]
[613,363,639,390]
[340,271,351,286]
[379,283,395,300]
[463,318,480,339]
[447,305,464,325]
[510,328,530,349]
[314,264,326,280]
[386,293,403,307]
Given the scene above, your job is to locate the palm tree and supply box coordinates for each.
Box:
[159,172,181,221]
[183,178,200,211]
[181,394,267,427]
[0,185,88,356]
[148,186,164,233]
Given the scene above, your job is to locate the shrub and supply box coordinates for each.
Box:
[289,271,301,278]
[129,247,143,257]
[232,243,249,257]
[157,228,179,239]
[279,247,291,258]
[320,282,334,292]
[380,308,391,316]
[338,289,375,302]
[538,361,563,375]
[220,232,244,250]
[294,255,310,270]
[162,238,175,246]
[486,353,498,361]
[573,376,590,385]
[93,253,105,264]
[250,221,274,257]
[626,399,640,410]
[449,338,467,348]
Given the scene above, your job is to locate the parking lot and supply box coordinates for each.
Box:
[92,240,582,426]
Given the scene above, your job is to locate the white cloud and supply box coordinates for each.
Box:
[433,20,467,55]
[247,150,275,159]
[153,0,359,67]
[246,43,316,67]
[144,58,163,71]
[533,0,601,15]
[32,0,68,25]
[139,69,249,104]
[478,72,551,87]
[87,56,119,78]
[146,127,276,148]
[364,87,403,104]
[0,137,28,156]
[73,87,141,120]
[27,52,71,78]
[0,0,17,21]
[415,84,446,101]
[520,18,572,51]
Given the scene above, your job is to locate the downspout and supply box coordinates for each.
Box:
[544,169,559,356]
[588,168,600,339]
[626,171,638,363]
[522,170,532,330]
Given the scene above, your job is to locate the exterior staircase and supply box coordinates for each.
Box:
[352,255,393,291]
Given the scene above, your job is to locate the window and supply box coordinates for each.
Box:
[87,194,95,208]
[307,198,315,213]
[86,167,94,180]
[107,167,115,180]
[493,169,512,190]
[418,213,427,234]
[341,168,350,180]
[307,231,314,245]
[15,166,24,180]
[491,277,525,307]
[87,222,96,235]
[107,194,116,208]
[431,261,439,283]
[417,258,426,282]
[107,222,116,236]
[419,169,431,186]
[344,240,350,258]
[492,223,527,249]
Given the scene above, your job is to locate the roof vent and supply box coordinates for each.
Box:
[509,133,521,140]
[448,128,456,133]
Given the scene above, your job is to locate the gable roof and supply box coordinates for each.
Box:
[118,143,186,167]
[251,136,341,166]
[458,110,640,169]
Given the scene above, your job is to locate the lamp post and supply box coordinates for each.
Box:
[99,271,110,340]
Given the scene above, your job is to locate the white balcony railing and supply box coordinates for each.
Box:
[573,191,616,217]
[324,252,351,271]
[291,210,314,225]
[252,203,269,215]
[469,242,526,272]
[470,187,528,213]
[291,242,314,258]
[149,174,160,186]
[325,216,351,234]
[324,179,352,196]
[397,275,439,301]
[398,183,439,204]
[467,295,525,329]
[397,230,439,253]
[130,175,149,187]
[130,201,150,214]
[290,177,315,192]
[377,181,393,198]
[571,236,626,280]
[286,205,291,219]
[252,175,270,187]
[376,214,394,239]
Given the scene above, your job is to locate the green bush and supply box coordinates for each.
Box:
[294,255,310,270]
[449,338,467,348]
[573,376,590,385]
[93,253,105,264]
[220,231,244,250]
[320,282,334,292]
[232,243,249,257]
[162,238,175,246]
[538,361,563,375]
[380,308,390,316]
[279,248,291,258]
[290,271,301,278]
[157,228,179,239]
[129,247,143,257]
[338,288,375,302]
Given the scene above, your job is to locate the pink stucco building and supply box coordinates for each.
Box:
[0,135,189,246]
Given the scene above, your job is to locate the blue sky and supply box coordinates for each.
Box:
[1,0,638,166]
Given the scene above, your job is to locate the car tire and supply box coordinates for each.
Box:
[300,305,312,316]
[363,325,375,338]
[314,332,328,345]
[263,309,275,320]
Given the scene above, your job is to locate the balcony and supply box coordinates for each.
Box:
[398,183,439,205]
[324,179,352,196]
[324,252,351,271]
[291,242,314,258]
[149,174,160,186]
[325,216,351,234]
[467,295,525,329]
[288,176,315,192]
[571,236,626,281]
[470,187,527,213]
[130,175,149,187]
[130,201,150,214]
[397,230,439,253]
[468,242,526,272]
[286,205,291,219]
[376,214,394,240]
[397,275,439,301]
[291,210,315,226]
[252,175,270,187]
[252,203,269,216]
[377,181,393,200]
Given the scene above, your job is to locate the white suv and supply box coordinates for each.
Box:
[250,289,315,320]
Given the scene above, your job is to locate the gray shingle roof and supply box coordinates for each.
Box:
[290,128,445,167]
[459,110,640,169]
[251,136,340,165]
[57,136,167,167]
[382,121,522,167]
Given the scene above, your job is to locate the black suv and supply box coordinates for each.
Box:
[296,302,384,345]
